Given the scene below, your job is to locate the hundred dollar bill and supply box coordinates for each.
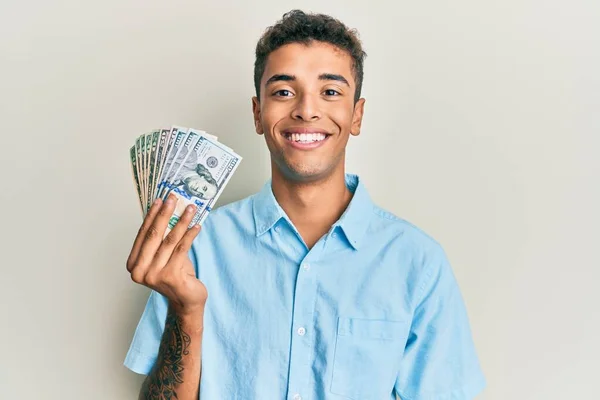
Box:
[159,130,203,201]
[134,137,144,207]
[155,127,219,203]
[154,126,181,196]
[146,130,160,212]
[138,135,147,212]
[156,127,189,200]
[129,125,235,227]
[144,132,152,211]
[150,128,171,204]
[129,145,143,214]
[163,134,242,232]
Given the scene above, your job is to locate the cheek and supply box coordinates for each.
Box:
[328,104,354,131]
[261,99,293,127]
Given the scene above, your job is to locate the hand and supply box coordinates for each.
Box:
[126,194,208,315]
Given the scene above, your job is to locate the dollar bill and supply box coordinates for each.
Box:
[163,134,242,231]
[156,127,189,200]
[153,127,219,205]
[129,145,143,214]
[154,126,181,198]
[134,138,144,209]
[130,125,238,226]
[151,128,171,204]
[146,130,160,212]
[144,133,152,208]
[138,135,146,213]
[159,130,202,201]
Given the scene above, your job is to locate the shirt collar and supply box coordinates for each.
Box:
[253,180,285,237]
[252,174,373,249]
[335,174,373,249]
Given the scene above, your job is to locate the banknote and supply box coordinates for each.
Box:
[156,127,219,198]
[159,129,210,202]
[152,128,171,204]
[138,135,146,211]
[163,134,242,229]
[144,132,152,212]
[155,126,181,194]
[146,130,160,212]
[129,146,143,214]
[130,125,239,228]
[156,127,189,200]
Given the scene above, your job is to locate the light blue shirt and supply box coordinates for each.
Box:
[125,174,486,399]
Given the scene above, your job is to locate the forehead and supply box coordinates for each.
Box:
[262,41,354,85]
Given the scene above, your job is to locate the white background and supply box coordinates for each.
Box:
[1,0,598,398]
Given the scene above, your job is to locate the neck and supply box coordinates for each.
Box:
[271,164,353,248]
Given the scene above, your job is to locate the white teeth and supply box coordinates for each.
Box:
[287,133,327,142]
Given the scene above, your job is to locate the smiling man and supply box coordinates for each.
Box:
[124,10,486,400]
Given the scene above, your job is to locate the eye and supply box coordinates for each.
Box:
[274,89,293,97]
[324,89,341,96]
[203,186,208,192]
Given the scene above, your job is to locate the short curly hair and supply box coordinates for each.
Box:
[254,10,367,103]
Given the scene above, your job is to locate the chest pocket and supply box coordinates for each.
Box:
[330,317,408,400]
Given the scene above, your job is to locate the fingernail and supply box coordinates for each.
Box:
[153,198,160,205]
[166,195,174,205]
[186,205,195,214]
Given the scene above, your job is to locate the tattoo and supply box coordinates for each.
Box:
[141,309,192,399]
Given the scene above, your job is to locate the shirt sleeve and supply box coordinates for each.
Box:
[123,289,169,375]
[395,246,486,400]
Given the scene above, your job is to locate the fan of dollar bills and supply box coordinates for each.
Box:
[129,126,242,230]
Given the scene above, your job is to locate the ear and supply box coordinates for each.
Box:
[252,96,263,135]
[350,98,365,136]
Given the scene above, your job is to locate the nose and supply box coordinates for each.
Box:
[292,93,321,121]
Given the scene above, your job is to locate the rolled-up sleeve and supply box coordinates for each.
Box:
[395,246,486,399]
[123,289,168,375]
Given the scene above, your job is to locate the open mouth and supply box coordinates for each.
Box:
[283,132,329,143]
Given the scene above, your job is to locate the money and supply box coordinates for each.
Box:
[139,134,147,209]
[129,146,143,213]
[146,130,160,212]
[156,127,189,201]
[129,126,241,233]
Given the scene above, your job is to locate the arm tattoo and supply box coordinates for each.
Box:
[141,310,192,399]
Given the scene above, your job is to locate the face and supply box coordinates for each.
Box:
[252,41,365,183]
[184,175,218,199]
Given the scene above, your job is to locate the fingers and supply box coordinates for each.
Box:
[167,222,201,270]
[152,203,198,269]
[136,194,178,266]
[126,198,162,272]
[143,217,200,289]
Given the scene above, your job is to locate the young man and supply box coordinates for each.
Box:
[124,10,486,400]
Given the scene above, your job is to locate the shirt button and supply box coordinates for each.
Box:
[332,232,337,238]
[292,394,302,400]
[274,226,280,233]
[297,327,306,336]
[302,263,310,271]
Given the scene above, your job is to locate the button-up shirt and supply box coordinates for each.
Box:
[124,174,486,399]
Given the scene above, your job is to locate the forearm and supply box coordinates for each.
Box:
[139,304,204,400]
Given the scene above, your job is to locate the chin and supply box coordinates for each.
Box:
[280,161,335,183]
[271,147,344,183]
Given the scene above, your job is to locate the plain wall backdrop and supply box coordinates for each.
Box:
[1,0,598,399]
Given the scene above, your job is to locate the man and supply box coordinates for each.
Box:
[124,10,486,400]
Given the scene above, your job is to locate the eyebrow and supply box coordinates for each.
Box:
[265,73,350,87]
